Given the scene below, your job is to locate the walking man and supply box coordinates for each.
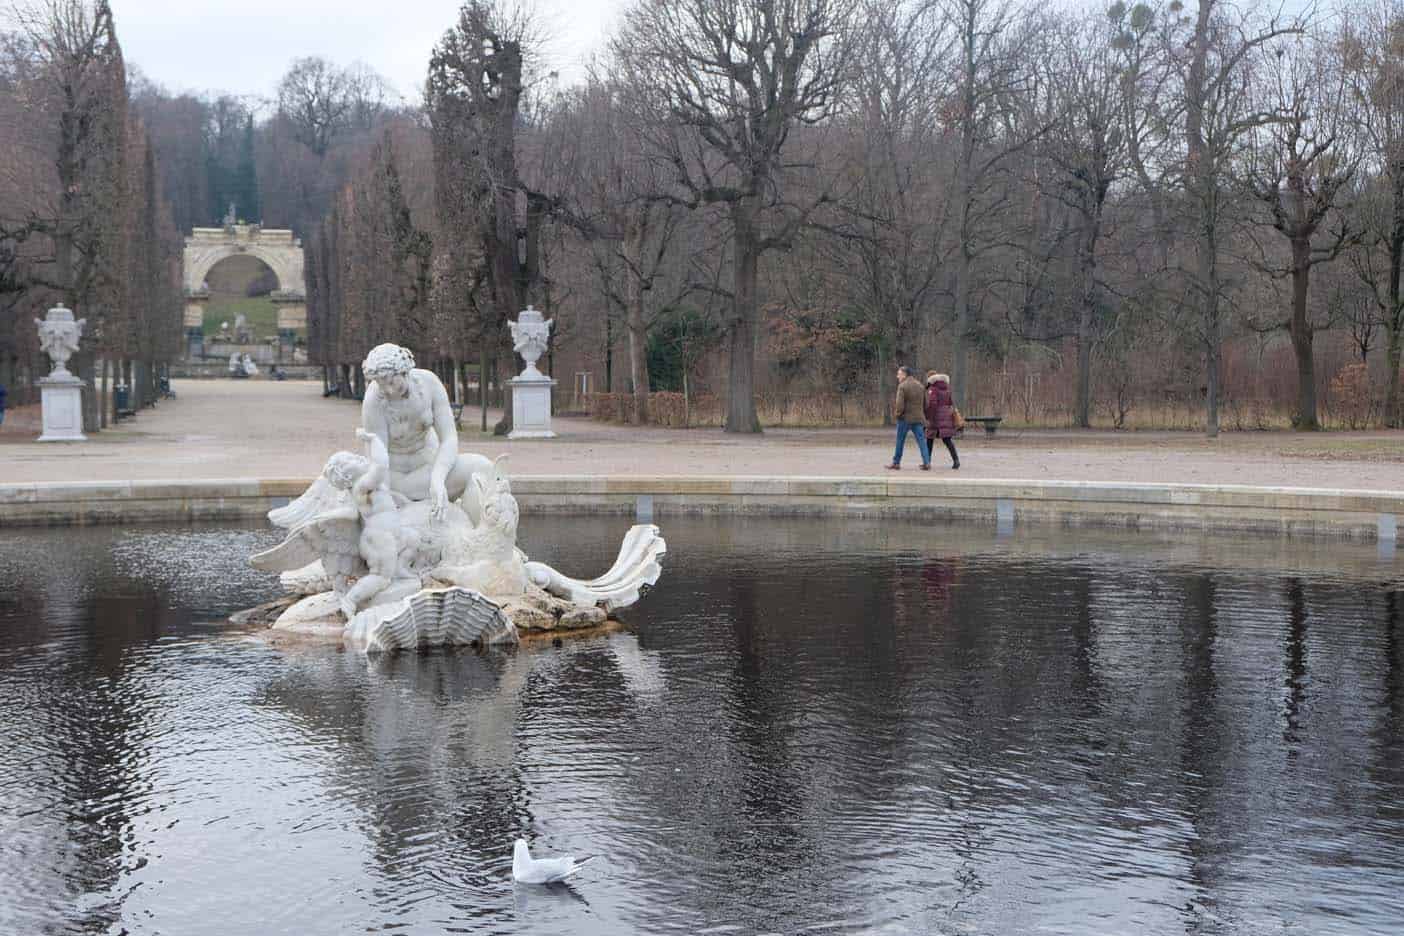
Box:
[887,365,931,471]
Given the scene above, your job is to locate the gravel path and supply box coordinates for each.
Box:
[2,379,1402,490]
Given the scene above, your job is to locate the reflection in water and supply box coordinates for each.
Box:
[1284,579,1309,747]
[1,517,1403,935]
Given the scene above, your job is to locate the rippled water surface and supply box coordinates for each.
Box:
[2,516,1404,935]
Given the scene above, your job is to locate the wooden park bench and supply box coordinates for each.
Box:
[963,416,1003,436]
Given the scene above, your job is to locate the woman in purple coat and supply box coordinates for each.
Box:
[924,372,960,470]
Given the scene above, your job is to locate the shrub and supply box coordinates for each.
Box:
[1328,362,1374,429]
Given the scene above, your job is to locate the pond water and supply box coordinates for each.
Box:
[1,516,1403,935]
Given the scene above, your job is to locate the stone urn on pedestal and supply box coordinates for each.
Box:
[35,305,87,442]
[508,305,557,439]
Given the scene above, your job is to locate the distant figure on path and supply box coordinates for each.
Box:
[887,365,931,471]
[0,383,7,426]
[925,371,960,470]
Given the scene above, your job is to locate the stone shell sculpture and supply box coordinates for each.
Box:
[237,342,665,653]
[525,524,666,611]
[346,587,518,653]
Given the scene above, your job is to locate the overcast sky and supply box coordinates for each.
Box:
[109,0,627,105]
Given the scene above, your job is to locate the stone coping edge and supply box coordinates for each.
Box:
[0,475,1401,540]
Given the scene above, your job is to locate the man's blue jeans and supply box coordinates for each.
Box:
[892,420,930,466]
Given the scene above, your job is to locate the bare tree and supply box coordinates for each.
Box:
[1341,1,1404,426]
[427,0,544,434]
[11,0,130,431]
[1242,33,1359,430]
[1318,261,1379,363]
[556,77,695,423]
[940,0,1048,408]
[276,56,355,157]
[824,0,952,385]
[613,0,854,433]
[1041,6,1132,428]
[1179,0,1305,437]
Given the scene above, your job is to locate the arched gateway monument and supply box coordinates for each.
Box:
[182,222,306,360]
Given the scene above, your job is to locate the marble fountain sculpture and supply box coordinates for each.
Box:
[239,341,666,652]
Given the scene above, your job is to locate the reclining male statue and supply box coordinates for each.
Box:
[359,343,492,520]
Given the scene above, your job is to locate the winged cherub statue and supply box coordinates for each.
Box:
[252,430,428,620]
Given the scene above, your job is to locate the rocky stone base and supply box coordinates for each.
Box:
[230,582,615,652]
[496,583,609,631]
[228,595,300,628]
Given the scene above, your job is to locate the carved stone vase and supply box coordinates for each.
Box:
[508,306,557,440]
[35,305,87,442]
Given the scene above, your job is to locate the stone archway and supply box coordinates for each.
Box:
[182,223,306,360]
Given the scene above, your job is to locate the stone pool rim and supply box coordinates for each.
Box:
[1,475,1401,542]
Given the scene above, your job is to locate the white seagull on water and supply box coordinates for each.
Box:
[512,838,593,884]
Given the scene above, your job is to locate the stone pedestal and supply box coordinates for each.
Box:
[509,374,557,439]
[277,328,296,360]
[186,326,205,360]
[37,376,86,442]
[272,295,306,362]
[184,297,206,360]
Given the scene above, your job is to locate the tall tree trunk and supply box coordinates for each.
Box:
[1076,309,1094,429]
[725,200,762,433]
[627,246,650,425]
[1075,210,1100,429]
[1188,0,1220,439]
[604,312,614,393]
[1290,239,1317,430]
[493,350,514,436]
[1388,325,1403,430]
[77,353,97,433]
[952,241,973,410]
[949,0,979,409]
[1386,180,1404,427]
[682,370,690,427]
[877,341,891,426]
[99,358,109,429]
[1200,240,1221,439]
[480,347,489,433]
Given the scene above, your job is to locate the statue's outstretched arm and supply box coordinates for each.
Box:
[361,385,391,460]
[427,373,459,506]
[355,428,390,496]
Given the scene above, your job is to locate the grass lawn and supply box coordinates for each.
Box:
[203,296,280,339]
